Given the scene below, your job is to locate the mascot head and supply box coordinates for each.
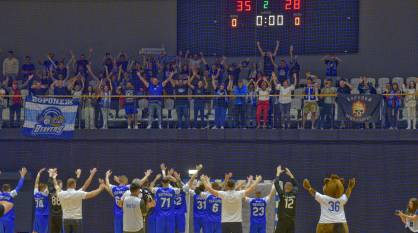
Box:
[323,174,345,198]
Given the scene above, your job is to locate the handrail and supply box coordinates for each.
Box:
[1,93,416,98]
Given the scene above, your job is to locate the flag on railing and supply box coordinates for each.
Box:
[336,94,382,123]
[22,96,78,139]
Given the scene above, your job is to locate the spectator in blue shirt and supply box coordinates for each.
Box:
[386,83,402,129]
[321,54,342,83]
[21,56,36,78]
[228,77,248,128]
[138,71,173,129]
[172,74,192,129]
[257,40,280,77]
[190,73,208,129]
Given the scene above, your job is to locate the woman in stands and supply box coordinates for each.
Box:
[402,79,417,130]
[396,198,418,233]
[255,77,272,128]
[386,82,402,129]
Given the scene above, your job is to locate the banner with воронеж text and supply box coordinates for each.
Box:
[22,96,78,139]
[336,94,383,123]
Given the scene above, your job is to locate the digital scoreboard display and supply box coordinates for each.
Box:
[177,0,359,56]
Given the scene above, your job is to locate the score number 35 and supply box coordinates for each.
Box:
[236,0,251,12]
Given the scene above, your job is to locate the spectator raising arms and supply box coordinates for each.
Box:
[273,72,297,129]
[256,40,280,77]
[255,77,272,128]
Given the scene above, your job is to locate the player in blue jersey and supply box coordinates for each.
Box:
[246,181,276,233]
[173,169,189,233]
[0,167,27,233]
[0,201,13,218]
[152,174,183,233]
[33,168,49,233]
[205,182,223,233]
[185,165,207,233]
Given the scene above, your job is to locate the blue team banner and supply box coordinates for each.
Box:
[22,96,78,139]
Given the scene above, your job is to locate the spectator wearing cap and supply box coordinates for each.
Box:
[228,77,248,128]
[2,51,19,80]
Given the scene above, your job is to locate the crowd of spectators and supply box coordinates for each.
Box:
[0,44,416,130]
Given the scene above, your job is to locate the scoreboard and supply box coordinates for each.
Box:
[177,0,359,56]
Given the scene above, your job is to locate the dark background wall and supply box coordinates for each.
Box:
[0,0,417,78]
[1,129,417,233]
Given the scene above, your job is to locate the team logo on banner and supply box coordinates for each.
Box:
[34,107,66,135]
[336,95,382,123]
[23,96,79,139]
[351,100,367,119]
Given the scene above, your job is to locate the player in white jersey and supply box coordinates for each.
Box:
[396,198,418,233]
[303,176,355,233]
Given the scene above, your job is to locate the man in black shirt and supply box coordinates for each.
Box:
[274,165,298,233]
[47,168,96,233]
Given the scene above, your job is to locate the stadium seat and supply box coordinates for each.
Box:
[378,77,390,88]
[367,78,376,87]
[290,98,302,120]
[406,77,417,84]
[392,77,404,85]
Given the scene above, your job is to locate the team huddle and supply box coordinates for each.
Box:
[0,164,413,233]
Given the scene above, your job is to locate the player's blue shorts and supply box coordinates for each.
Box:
[114,214,123,233]
[33,214,49,233]
[155,215,175,233]
[125,103,138,115]
[175,212,186,233]
[250,222,266,233]
[147,213,157,233]
[193,216,207,233]
[0,218,15,233]
[206,221,222,233]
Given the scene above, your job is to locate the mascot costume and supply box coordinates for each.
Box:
[303,174,356,233]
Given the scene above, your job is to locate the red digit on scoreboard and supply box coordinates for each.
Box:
[285,0,292,10]
[244,0,251,11]
[237,1,243,12]
[294,0,301,10]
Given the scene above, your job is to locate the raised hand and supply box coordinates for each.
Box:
[196,164,203,171]
[75,169,82,178]
[145,169,153,177]
[276,165,284,176]
[348,178,356,189]
[302,179,311,190]
[160,163,167,171]
[90,168,97,175]
[19,167,27,178]
[106,170,112,178]
[255,175,262,183]
[38,168,46,174]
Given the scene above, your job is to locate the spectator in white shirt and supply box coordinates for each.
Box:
[52,169,105,233]
[201,174,262,233]
[121,183,144,233]
[2,51,19,79]
[273,73,297,129]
